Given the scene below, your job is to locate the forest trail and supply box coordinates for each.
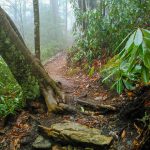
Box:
[44,51,102,99]
[44,52,76,92]
[44,52,67,81]
[42,52,148,149]
[44,52,119,106]
[0,52,147,150]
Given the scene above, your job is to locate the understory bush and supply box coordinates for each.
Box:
[71,0,150,64]
[41,41,65,61]
[101,28,150,94]
[0,57,23,117]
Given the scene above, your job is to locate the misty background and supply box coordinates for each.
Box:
[0,0,75,60]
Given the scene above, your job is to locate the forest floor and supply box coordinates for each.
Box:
[0,52,149,150]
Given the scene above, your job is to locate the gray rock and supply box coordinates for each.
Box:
[32,135,51,149]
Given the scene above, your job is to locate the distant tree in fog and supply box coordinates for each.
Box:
[33,0,40,60]
[0,0,74,60]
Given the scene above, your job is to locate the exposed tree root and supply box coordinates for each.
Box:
[76,99,117,112]
[0,6,64,112]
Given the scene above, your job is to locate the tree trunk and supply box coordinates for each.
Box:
[33,0,40,60]
[0,7,62,112]
[88,0,97,10]
[77,0,86,31]
[82,0,86,31]
[78,0,82,10]
[65,0,68,33]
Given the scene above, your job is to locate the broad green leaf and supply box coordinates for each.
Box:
[119,48,126,58]
[121,47,133,60]
[143,52,150,69]
[134,28,143,46]
[115,32,132,52]
[142,40,148,56]
[141,67,150,83]
[143,37,150,48]
[142,29,150,39]
[138,45,144,60]
[117,79,123,94]
[123,79,134,90]
[125,32,135,50]
[128,59,136,72]
[127,46,138,72]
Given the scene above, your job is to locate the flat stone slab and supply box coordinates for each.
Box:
[40,122,113,148]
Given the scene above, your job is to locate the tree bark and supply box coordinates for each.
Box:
[0,7,62,112]
[88,0,97,10]
[33,0,40,60]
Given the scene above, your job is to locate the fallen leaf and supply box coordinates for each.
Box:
[94,92,100,96]
[121,130,126,139]
[80,107,85,112]
[133,139,140,147]
[86,84,90,88]
[127,91,134,97]
[10,138,20,150]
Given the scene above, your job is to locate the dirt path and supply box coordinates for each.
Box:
[44,52,119,105]
[43,52,148,150]
[0,52,148,150]
[44,52,67,81]
[44,52,77,92]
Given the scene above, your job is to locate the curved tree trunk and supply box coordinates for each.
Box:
[0,7,63,112]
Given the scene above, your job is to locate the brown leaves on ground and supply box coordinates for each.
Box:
[1,52,149,150]
[0,111,31,150]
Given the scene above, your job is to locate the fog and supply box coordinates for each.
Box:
[0,0,75,60]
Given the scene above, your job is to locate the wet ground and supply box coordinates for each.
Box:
[0,52,149,150]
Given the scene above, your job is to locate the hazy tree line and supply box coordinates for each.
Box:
[0,0,74,60]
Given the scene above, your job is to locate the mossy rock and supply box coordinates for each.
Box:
[40,122,113,148]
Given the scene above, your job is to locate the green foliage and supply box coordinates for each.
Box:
[89,66,95,77]
[41,41,65,61]
[23,76,40,100]
[71,0,150,63]
[0,57,23,117]
[72,49,86,62]
[101,28,150,94]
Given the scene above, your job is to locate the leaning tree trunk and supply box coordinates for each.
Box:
[0,7,63,112]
